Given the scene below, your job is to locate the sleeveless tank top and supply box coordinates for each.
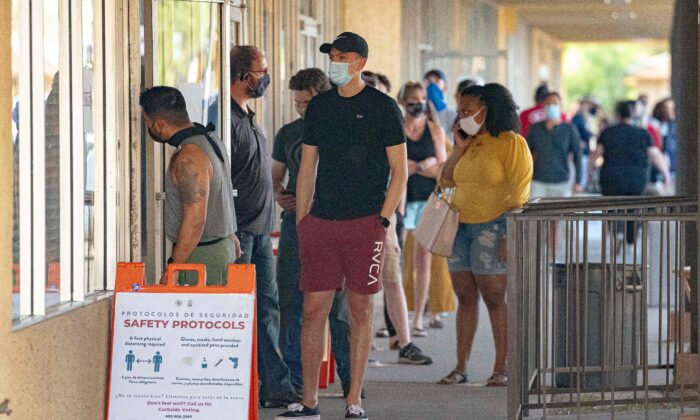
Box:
[406,122,437,202]
[164,131,237,243]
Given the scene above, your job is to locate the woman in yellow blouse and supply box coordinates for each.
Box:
[438,83,533,387]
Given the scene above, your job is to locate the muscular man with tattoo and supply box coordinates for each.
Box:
[139,86,241,285]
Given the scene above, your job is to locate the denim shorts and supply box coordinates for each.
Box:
[448,216,507,275]
[404,201,427,230]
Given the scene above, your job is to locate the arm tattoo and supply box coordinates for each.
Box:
[172,156,208,205]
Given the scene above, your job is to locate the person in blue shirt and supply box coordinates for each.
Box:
[571,95,599,190]
[125,350,135,371]
[153,352,163,372]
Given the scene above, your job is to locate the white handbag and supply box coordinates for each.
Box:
[413,184,460,258]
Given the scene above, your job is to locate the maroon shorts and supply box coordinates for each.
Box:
[297,213,388,294]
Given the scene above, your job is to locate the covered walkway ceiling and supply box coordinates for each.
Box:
[494,0,674,42]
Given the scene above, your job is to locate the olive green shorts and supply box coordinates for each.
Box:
[178,237,236,286]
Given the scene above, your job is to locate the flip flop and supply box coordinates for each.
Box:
[438,370,468,385]
[429,319,444,329]
[375,328,389,338]
[412,327,427,337]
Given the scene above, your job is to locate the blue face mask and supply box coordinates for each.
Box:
[545,104,561,120]
[426,83,447,112]
[329,59,358,87]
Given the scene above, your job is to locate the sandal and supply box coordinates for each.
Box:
[375,328,389,338]
[486,372,508,387]
[412,327,427,337]
[438,370,468,385]
[429,319,444,329]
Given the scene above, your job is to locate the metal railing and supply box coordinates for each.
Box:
[507,196,700,419]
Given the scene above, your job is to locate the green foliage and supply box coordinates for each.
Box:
[563,43,667,114]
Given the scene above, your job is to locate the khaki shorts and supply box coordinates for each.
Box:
[530,180,572,199]
[382,214,402,285]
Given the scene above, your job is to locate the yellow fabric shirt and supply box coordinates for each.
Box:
[444,130,533,224]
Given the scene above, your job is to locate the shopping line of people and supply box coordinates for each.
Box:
[139,29,675,420]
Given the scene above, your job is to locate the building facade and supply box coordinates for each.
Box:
[0,1,690,419]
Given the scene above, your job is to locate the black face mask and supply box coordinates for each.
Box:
[405,102,427,117]
[247,73,271,98]
[148,127,168,144]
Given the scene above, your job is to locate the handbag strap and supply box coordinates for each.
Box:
[433,164,445,194]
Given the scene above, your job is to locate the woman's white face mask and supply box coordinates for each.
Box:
[459,107,485,136]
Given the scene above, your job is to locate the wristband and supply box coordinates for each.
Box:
[380,216,391,228]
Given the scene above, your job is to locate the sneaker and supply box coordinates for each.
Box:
[345,404,368,420]
[366,358,382,367]
[274,403,320,420]
[398,342,433,365]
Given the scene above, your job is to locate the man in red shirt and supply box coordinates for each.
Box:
[520,84,567,137]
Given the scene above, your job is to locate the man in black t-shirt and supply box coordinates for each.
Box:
[271,68,354,399]
[588,100,670,246]
[276,33,408,420]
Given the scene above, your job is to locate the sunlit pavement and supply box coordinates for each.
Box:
[260,299,508,419]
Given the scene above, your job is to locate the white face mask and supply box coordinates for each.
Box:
[459,107,485,136]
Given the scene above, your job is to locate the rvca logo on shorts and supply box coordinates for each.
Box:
[368,241,383,285]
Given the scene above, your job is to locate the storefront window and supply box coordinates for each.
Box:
[157,1,221,126]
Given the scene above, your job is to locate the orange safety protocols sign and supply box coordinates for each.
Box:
[107,263,258,420]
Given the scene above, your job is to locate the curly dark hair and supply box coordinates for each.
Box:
[289,68,331,94]
[460,83,521,136]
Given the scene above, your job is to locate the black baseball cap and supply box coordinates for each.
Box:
[319,32,368,58]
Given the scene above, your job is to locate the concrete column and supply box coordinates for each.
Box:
[341,0,402,90]
[671,0,698,351]
[0,0,11,332]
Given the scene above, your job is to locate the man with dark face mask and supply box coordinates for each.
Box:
[225,46,299,408]
[139,86,240,285]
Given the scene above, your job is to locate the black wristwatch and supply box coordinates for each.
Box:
[167,256,175,264]
[379,216,391,228]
